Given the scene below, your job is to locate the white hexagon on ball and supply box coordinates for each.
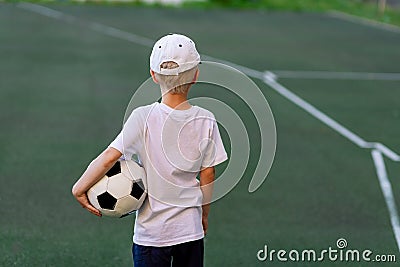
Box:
[107,173,132,199]
[115,195,139,216]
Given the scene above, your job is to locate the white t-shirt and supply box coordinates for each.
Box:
[109,102,228,247]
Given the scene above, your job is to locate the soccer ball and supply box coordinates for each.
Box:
[87,160,146,218]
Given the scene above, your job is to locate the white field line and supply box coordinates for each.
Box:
[17,2,154,47]
[328,10,400,34]
[372,150,400,253]
[201,54,265,80]
[17,2,400,162]
[262,73,400,162]
[271,70,400,81]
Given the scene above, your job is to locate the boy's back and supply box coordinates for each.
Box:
[109,101,227,246]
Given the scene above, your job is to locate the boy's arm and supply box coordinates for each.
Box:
[72,147,122,217]
[199,166,215,235]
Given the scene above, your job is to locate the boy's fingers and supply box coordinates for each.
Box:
[88,208,102,217]
[84,204,102,217]
[202,218,208,235]
[83,201,102,217]
[75,194,102,217]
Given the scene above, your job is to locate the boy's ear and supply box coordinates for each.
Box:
[193,69,199,83]
[150,70,158,84]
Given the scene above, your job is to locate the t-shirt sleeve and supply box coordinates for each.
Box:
[201,119,228,168]
[108,108,145,160]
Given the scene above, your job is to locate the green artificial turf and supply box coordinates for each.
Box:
[1,3,399,266]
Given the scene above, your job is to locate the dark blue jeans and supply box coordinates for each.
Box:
[132,239,204,267]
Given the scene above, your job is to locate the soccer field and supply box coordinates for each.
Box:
[1,2,400,266]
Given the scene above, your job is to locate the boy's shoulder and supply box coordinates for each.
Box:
[193,105,215,119]
[136,102,158,111]
[132,103,158,116]
[126,103,157,125]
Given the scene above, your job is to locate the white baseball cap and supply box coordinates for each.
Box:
[150,33,200,76]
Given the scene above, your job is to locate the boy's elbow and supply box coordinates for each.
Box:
[202,166,215,177]
[71,183,79,197]
[200,167,215,184]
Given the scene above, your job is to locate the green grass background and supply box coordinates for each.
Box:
[191,0,400,27]
[1,3,400,266]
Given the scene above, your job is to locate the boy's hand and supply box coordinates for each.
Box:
[202,216,208,235]
[73,191,102,217]
[72,147,122,217]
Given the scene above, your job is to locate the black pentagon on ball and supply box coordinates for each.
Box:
[106,161,121,177]
[97,192,117,210]
[131,180,145,200]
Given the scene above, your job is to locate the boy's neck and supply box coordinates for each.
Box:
[161,92,191,110]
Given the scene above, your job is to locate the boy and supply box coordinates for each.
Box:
[72,33,228,267]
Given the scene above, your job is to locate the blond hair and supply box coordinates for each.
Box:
[154,61,198,94]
